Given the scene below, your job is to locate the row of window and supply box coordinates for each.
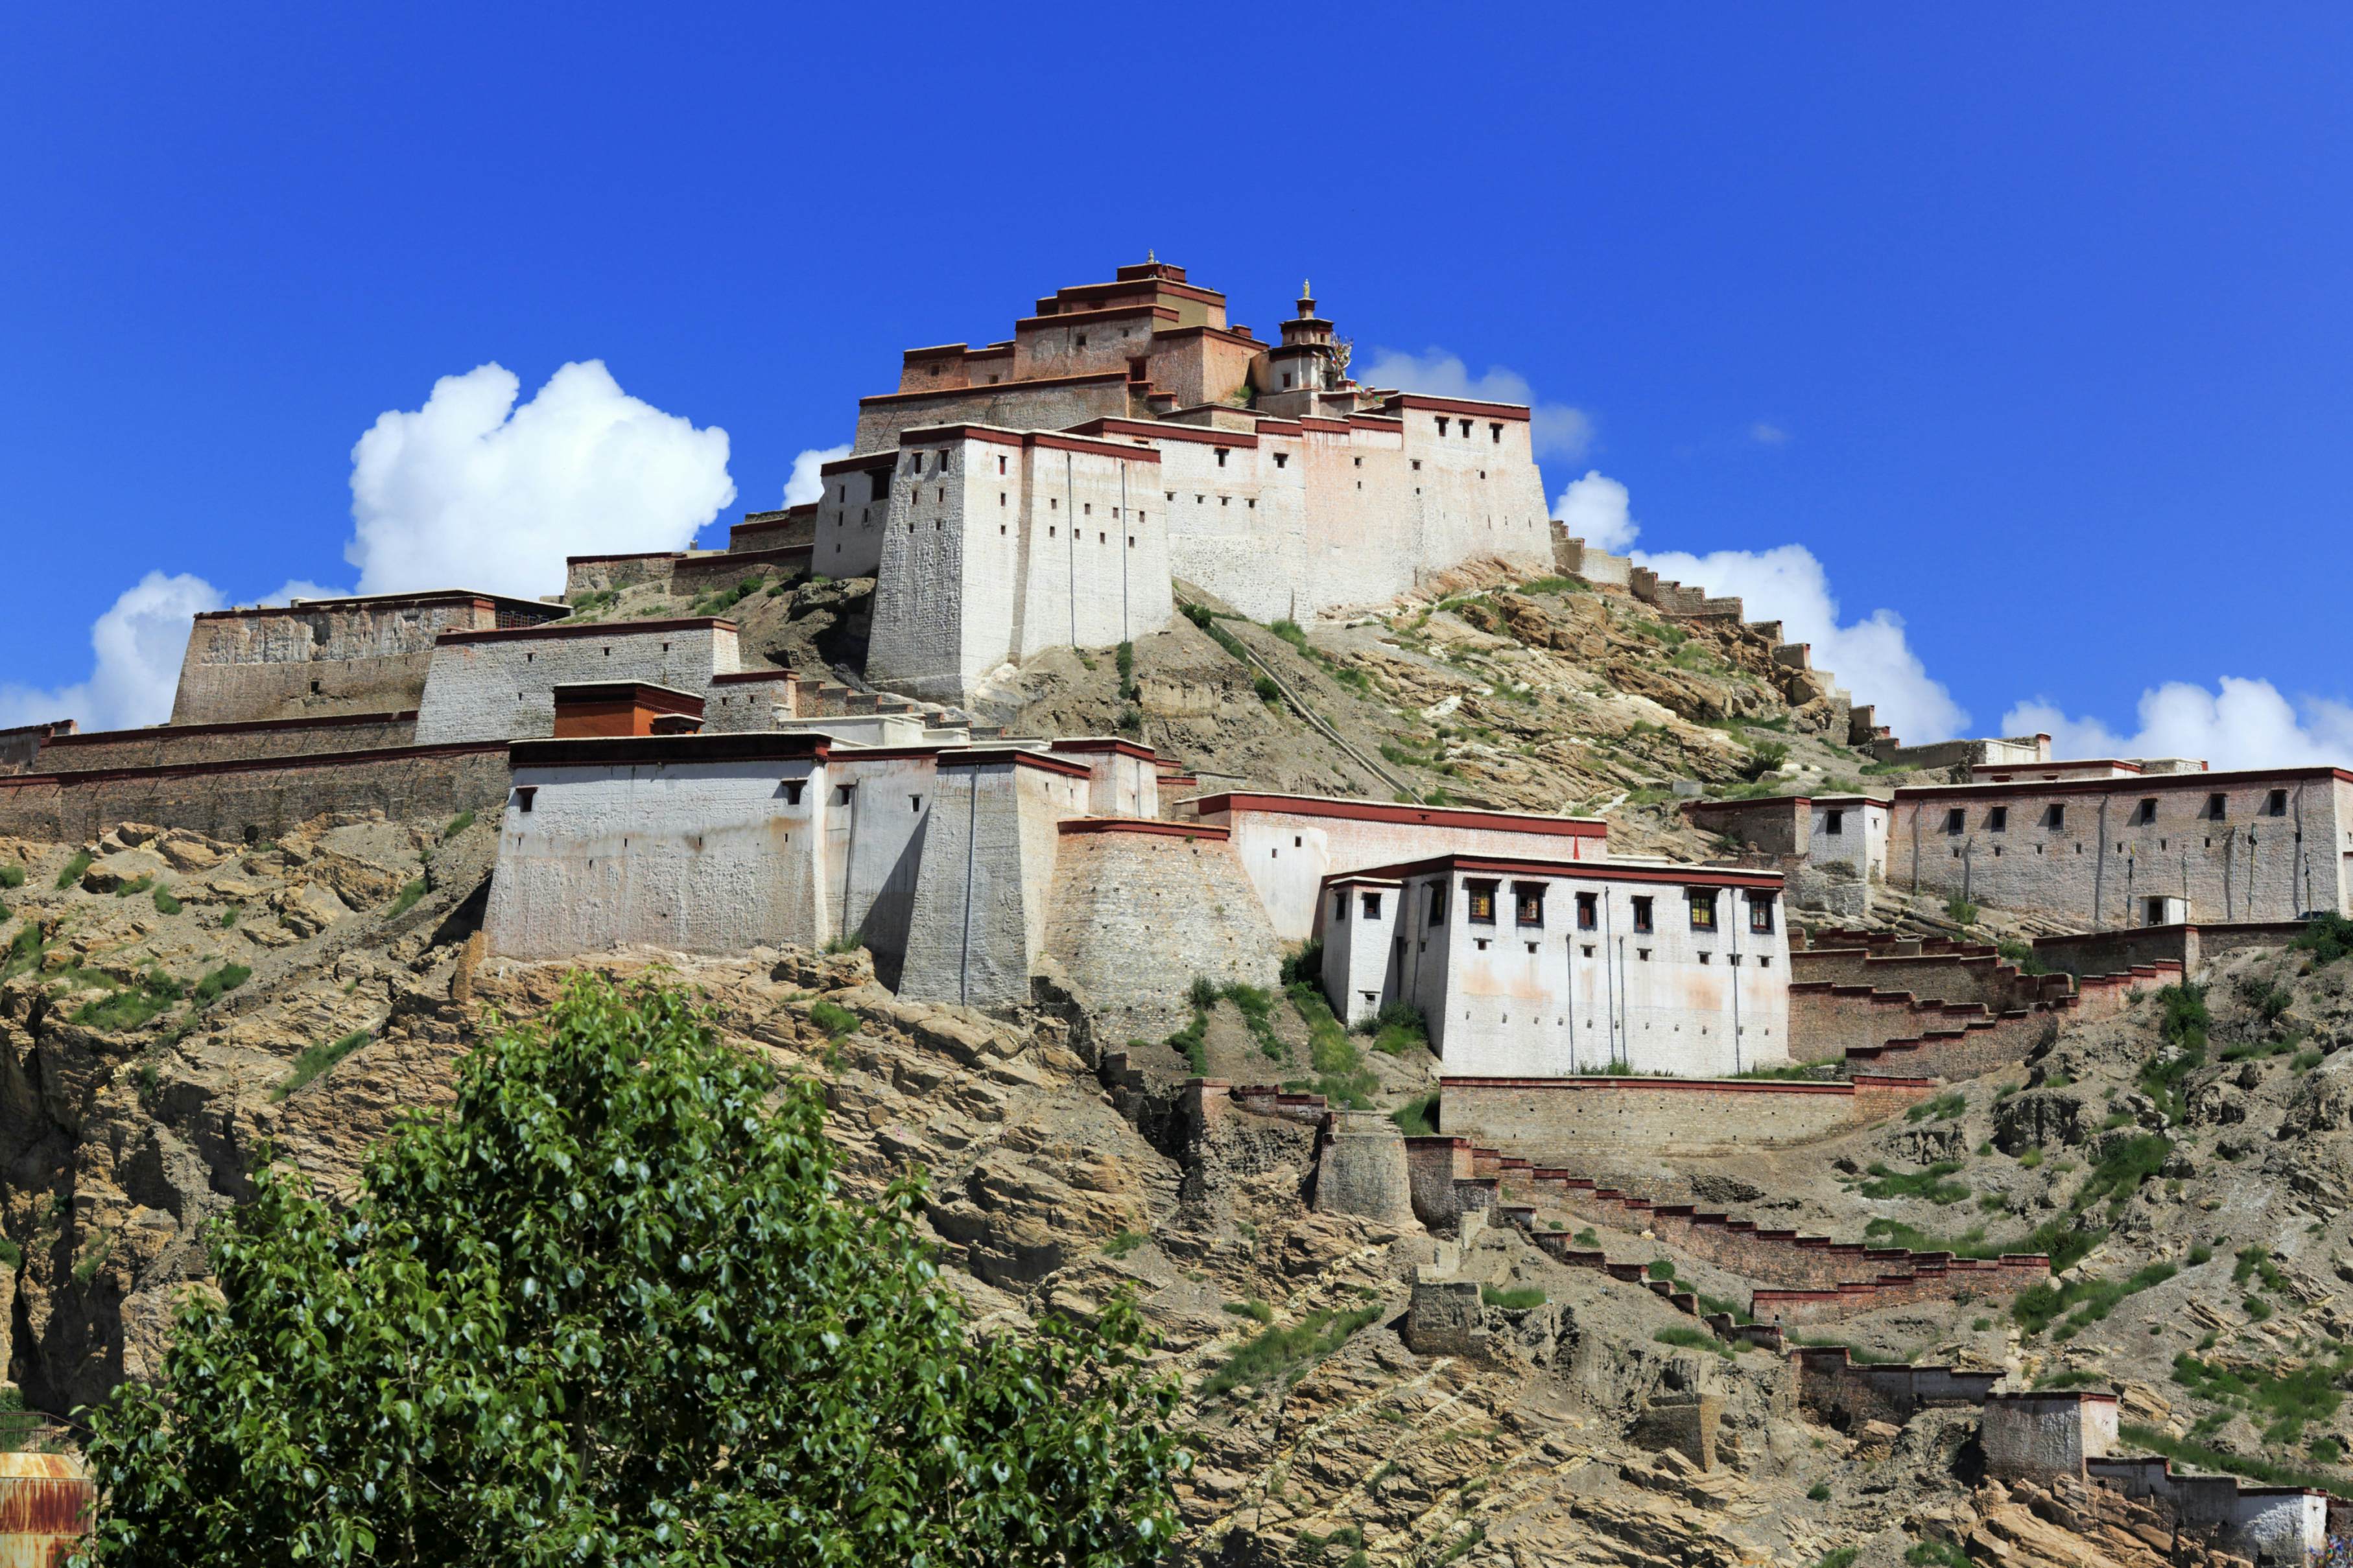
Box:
[1430,415,1508,443]
[1334,881,1776,935]
[1941,790,2289,836]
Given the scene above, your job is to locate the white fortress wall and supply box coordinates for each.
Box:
[1011,435,1169,664]
[812,451,896,577]
[1154,423,1308,624]
[823,749,942,979]
[414,620,742,745]
[1046,738,1163,818]
[1391,398,1554,589]
[484,737,830,961]
[895,751,1091,1009]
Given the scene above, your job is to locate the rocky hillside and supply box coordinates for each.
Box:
[4,563,2348,1565]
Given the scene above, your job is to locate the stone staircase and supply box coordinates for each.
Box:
[1406,1134,2051,1326]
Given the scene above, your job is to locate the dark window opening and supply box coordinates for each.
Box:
[1514,882,1546,926]
[1332,890,1347,921]
[2045,804,2067,829]
[1576,891,1598,930]
[2206,793,2229,820]
[1360,891,1383,919]
[1944,808,1966,835]
[1747,893,1776,935]
[513,786,537,813]
[1631,896,1654,933]
[2267,789,2289,817]
[1824,808,1844,836]
[781,781,803,805]
[2133,797,2157,825]
[1987,806,2008,832]
[1426,884,1447,923]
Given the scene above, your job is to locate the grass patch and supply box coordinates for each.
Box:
[1360,1000,1428,1056]
[151,885,182,915]
[270,1029,371,1101]
[190,963,252,1007]
[0,865,21,889]
[1223,1298,1273,1325]
[2122,1422,2348,1495]
[1996,937,2051,976]
[69,967,184,1034]
[1481,1284,1546,1309]
[1858,1160,1972,1205]
[2233,1245,2289,1294]
[1200,1304,1384,1398]
[1647,1259,1675,1280]
[1812,1552,1858,1568]
[1907,1541,1971,1568]
[807,1000,858,1038]
[1574,1228,1598,1246]
[55,850,92,890]
[2074,1132,2172,1215]
[1653,1324,1734,1359]
[2013,1260,2178,1337]
[1733,1059,1841,1079]
[1945,894,1980,926]
[1101,1230,1146,1259]
[1806,1482,1831,1501]
[1906,1090,1967,1123]
[442,810,477,838]
[1390,1092,1439,1138]
[1287,982,1380,1107]
[1863,1213,2105,1275]
[111,874,153,898]
[1164,1008,1209,1076]
[0,926,45,984]
[384,878,427,919]
[2290,913,2353,967]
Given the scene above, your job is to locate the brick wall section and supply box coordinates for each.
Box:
[1753,1258,2046,1322]
[0,745,510,843]
[1441,1075,1936,1159]
[0,722,71,776]
[2031,922,2308,979]
[29,712,419,773]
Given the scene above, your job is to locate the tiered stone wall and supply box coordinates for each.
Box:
[2031,922,2308,979]
[28,712,419,773]
[0,743,510,843]
[1439,1075,1936,1159]
[0,721,71,776]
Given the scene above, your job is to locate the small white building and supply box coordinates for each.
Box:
[1316,853,1791,1078]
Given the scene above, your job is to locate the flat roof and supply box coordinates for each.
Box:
[1896,766,2353,801]
[1192,791,1605,837]
[510,732,831,769]
[436,616,735,646]
[1058,817,1229,841]
[1333,851,1784,891]
[193,589,567,621]
[549,682,705,712]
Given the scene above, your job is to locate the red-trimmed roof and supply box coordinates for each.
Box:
[436,617,735,646]
[509,732,831,769]
[857,369,1130,407]
[1895,766,2353,801]
[1015,303,1181,331]
[934,747,1093,780]
[898,425,1163,463]
[1332,852,1782,892]
[818,450,901,476]
[549,682,705,715]
[1060,417,1259,451]
[192,589,565,621]
[1381,393,1532,421]
[1057,817,1230,841]
[1192,791,1603,837]
[1439,1075,1872,1095]
[1048,737,1160,761]
[41,710,417,747]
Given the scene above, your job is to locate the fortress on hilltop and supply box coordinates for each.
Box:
[777,259,1551,703]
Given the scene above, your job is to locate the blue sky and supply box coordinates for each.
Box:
[6,5,2353,760]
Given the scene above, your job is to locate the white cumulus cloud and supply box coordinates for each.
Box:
[784,444,851,507]
[2002,681,2353,771]
[0,572,227,732]
[344,360,735,600]
[1630,541,1970,745]
[1356,347,1594,460]
[1552,470,1640,552]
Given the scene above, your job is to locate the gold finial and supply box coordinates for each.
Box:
[1148,248,1156,263]
[1303,277,1310,296]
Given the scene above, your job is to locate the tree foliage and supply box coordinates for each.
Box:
[77,973,1187,1566]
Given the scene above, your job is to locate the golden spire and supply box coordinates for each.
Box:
[1147,248,1156,263]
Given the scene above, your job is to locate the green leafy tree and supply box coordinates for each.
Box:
[77,974,1186,1566]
